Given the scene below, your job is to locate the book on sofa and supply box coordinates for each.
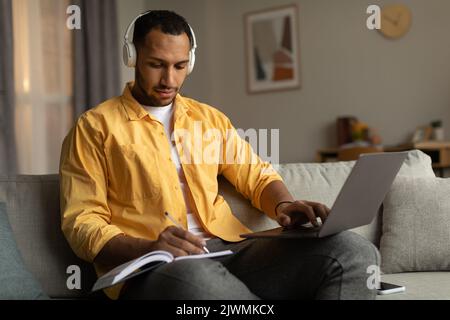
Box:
[91,249,233,292]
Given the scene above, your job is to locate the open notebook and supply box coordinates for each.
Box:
[91,249,233,292]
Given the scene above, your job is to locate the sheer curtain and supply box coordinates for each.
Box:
[0,0,17,174]
[13,0,73,174]
[13,0,120,174]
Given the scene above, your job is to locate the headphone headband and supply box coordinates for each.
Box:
[123,10,197,74]
[124,11,149,43]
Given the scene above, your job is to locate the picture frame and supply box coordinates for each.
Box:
[411,126,433,143]
[244,4,301,94]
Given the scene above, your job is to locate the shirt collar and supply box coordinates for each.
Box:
[120,82,189,121]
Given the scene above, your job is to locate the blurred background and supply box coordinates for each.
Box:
[1,0,450,174]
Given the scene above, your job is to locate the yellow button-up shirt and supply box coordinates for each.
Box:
[60,83,282,299]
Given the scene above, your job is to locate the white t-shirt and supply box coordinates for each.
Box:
[145,103,212,241]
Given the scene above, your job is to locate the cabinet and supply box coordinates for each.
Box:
[316,141,450,177]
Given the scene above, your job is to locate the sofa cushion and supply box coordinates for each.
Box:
[0,175,99,299]
[378,272,450,300]
[380,176,450,273]
[0,202,48,299]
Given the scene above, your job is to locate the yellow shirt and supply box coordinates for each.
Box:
[59,83,283,299]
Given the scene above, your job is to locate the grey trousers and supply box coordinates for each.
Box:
[120,231,380,300]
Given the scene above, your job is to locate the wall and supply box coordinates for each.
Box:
[119,0,450,163]
[116,0,146,87]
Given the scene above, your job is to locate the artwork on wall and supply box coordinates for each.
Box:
[244,4,301,94]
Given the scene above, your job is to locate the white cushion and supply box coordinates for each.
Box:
[380,176,450,273]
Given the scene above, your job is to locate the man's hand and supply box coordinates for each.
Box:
[151,226,206,257]
[260,181,331,229]
[94,227,207,268]
[275,200,330,228]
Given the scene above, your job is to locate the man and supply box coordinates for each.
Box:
[60,10,379,300]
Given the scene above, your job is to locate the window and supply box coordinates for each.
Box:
[13,0,73,174]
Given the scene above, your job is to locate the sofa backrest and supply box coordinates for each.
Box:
[0,175,99,299]
[222,150,436,247]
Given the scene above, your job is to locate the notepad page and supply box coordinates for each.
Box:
[175,250,233,261]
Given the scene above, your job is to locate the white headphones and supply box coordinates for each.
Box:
[123,10,197,75]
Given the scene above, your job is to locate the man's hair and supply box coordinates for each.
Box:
[132,10,193,48]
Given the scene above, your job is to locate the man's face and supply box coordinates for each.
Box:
[134,28,191,106]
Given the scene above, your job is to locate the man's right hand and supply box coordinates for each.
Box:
[94,227,206,268]
[151,226,206,257]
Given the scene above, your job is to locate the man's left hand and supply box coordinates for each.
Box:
[275,200,330,228]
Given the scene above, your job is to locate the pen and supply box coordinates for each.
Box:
[164,211,210,253]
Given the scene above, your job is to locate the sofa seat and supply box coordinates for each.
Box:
[378,272,450,300]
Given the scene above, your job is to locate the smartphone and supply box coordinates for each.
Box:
[376,282,406,295]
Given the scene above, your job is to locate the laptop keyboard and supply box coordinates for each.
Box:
[283,224,321,233]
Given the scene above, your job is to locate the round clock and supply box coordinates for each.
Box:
[379,4,412,39]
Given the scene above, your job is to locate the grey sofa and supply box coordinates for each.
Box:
[1,150,449,299]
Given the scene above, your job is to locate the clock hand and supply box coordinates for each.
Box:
[383,14,398,26]
[395,13,403,26]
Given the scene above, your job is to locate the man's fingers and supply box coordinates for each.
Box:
[305,201,329,223]
[170,226,206,247]
[165,244,190,257]
[164,226,205,255]
[152,237,190,257]
[292,201,319,226]
[167,234,205,255]
[183,230,207,248]
[277,212,291,227]
[282,201,326,227]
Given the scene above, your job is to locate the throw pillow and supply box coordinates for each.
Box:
[380,177,450,273]
[0,202,48,299]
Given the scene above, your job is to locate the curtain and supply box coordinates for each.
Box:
[0,0,17,174]
[13,0,73,174]
[73,0,121,118]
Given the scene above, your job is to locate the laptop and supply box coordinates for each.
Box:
[240,151,407,239]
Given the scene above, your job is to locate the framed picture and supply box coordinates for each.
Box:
[411,126,433,143]
[244,4,301,94]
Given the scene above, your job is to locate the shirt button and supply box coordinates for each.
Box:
[174,186,179,190]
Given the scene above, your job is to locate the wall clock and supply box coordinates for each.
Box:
[379,4,412,39]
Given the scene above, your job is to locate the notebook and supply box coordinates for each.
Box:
[91,249,233,292]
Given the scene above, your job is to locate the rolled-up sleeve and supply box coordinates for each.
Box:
[218,117,283,215]
[59,114,124,262]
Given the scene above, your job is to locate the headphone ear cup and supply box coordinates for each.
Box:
[123,42,136,67]
[188,49,195,75]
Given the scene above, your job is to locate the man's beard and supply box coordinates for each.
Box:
[134,71,178,106]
